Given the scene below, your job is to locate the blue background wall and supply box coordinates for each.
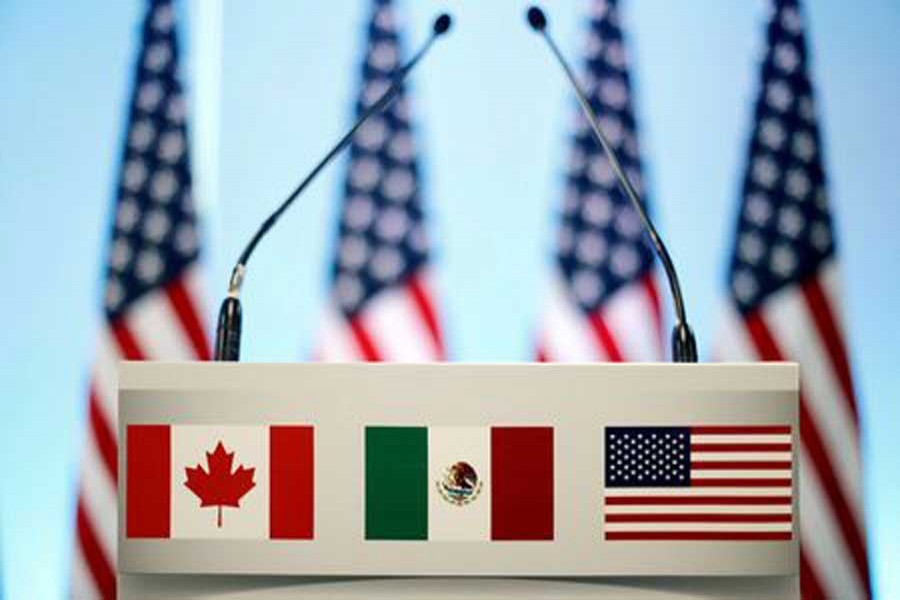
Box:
[1,1,898,597]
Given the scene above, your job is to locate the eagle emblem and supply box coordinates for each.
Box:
[437,461,483,506]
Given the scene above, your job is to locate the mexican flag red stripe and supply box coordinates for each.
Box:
[126,424,314,539]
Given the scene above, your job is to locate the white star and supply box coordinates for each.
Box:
[110,238,133,271]
[407,223,429,254]
[174,223,197,255]
[781,6,802,34]
[599,76,628,110]
[766,80,794,112]
[575,232,608,266]
[142,209,171,242]
[158,130,185,164]
[349,157,382,192]
[610,244,639,278]
[387,131,415,163]
[166,95,186,123]
[123,159,148,192]
[752,155,780,189]
[152,4,174,33]
[355,117,388,152]
[150,169,178,202]
[129,119,156,152]
[362,79,390,108]
[778,205,805,238]
[144,42,172,73]
[376,207,410,242]
[732,269,758,303]
[770,244,798,278]
[785,168,812,200]
[598,115,624,146]
[584,31,602,59]
[370,247,404,281]
[116,197,141,231]
[567,147,587,176]
[572,269,603,305]
[810,221,832,251]
[615,208,642,239]
[381,168,415,202]
[374,6,395,31]
[136,249,164,283]
[339,236,370,270]
[344,195,375,230]
[336,274,363,310]
[588,156,616,187]
[368,41,398,71]
[105,278,124,311]
[582,192,613,226]
[759,117,786,150]
[137,80,164,112]
[745,193,773,226]
[605,40,626,70]
[773,42,800,73]
[792,131,816,162]
[738,231,766,264]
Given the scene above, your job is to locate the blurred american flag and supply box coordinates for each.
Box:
[71,1,210,597]
[536,0,663,362]
[716,0,870,597]
[317,0,444,361]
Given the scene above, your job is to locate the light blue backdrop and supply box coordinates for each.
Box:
[1,1,898,598]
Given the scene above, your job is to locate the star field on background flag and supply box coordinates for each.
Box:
[71,1,211,597]
[317,0,444,361]
[536,0,663,363]
[716,1,870,597]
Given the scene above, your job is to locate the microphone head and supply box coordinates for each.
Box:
[526,6,547,31]
[433,13,452,36]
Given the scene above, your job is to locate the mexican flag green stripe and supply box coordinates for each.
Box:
[365,425,554,541]
[365,426,428,540]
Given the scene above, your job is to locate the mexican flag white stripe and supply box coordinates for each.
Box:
[428,427,492,540]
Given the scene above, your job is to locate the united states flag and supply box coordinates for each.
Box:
[536,0,663,363]
[716,0,870,597]
[317,0,444,361]
[604,426,793,541]
[71,1,210,597]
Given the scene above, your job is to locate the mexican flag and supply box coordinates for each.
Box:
[365,426,554,541]
[126,424,314,539]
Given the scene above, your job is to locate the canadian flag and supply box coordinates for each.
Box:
[126,424,314,539]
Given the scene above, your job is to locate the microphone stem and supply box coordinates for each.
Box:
[539,30,697,362]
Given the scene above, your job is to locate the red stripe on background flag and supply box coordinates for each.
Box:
[165,277,212,360]
[491,427,554,540]
[76,497,116,598]
[126,425,171,538]
[348,318,382,361]
[270,425,315,539]
[88,387,117,481]
[587,312,625,362]
[111,318,146,359]
[407,274,444,357]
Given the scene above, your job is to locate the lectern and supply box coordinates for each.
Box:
[117,362,799,599]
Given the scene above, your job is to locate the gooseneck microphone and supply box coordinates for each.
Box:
[214,13,453,361]
[525,6,698,362]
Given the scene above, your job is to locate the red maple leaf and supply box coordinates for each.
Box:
[184,441,256,528]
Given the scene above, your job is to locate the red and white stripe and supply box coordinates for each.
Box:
[318,271,444,362]
[604,425,793,541]
[72,268,210,599]
[537,272,663,362]
[716,261,871,599]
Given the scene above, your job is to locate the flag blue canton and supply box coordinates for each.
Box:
[728,0,834,314]
[104,0,199,319]
[555,0,654,314]
[605,427,691,488]
[330,0,430,318]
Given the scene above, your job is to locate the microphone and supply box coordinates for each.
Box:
[214,13,453,361]
[525,6,698,362]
